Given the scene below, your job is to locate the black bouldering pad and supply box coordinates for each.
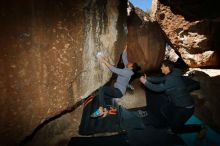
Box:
[70,125,185,146]
[127,125,185,146]
[68,134,129,146]
[79,95,122,135]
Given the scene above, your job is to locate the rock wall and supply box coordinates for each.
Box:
[0,0,127,145]
[156,0,220,21]
[81,0,127,100]
[189,70,220,133]
[127,6,166,72]
[152,0,220,68]
[152,0,220,133]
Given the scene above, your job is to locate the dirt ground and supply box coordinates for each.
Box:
[116,79,147,109]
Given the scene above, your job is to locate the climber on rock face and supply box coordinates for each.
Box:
[91,45,141,118]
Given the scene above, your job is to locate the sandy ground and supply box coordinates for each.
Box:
[187,68,220,77]
[116,79,147,109]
